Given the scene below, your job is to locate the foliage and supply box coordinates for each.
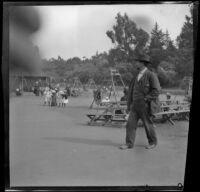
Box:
[39,9,193,89]
[175,5,194,78]
[106,13,149,64]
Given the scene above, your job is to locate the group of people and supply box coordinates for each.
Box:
[43,86,69,107]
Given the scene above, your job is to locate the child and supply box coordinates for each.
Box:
[166,92,172,105]
[44,87,52,106]
[15,88,22,96]
[57,90,63,107]
[43,87,49,105]
[120,88,128,104]
[62,91,69,107]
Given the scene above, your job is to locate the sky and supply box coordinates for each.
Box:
[31,3,191,60]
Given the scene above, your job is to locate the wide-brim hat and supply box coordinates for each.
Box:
[134,52,151,64]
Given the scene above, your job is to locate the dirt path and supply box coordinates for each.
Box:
[9,93,189,186]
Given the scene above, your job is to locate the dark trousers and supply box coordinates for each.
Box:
[126,101,157,147]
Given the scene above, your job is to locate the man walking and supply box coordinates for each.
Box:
[120,52,161,150]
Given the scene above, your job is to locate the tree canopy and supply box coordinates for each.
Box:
[39,8,194,88]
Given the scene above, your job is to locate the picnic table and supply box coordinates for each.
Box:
[86,100,190,127]
[153,102,190,125]
[87,101,128,126]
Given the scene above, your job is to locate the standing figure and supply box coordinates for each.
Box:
[51,90,57,106]
[43,87,49,105]
[65,85,71,97]
[96,87,102,102]
[39,86,44,96]
[62,90,69,107]
[15,88,22,96]
[33,81,40,96]
[47,89,52,106]
[56,90,63,107]
[120,87,128,104]
[119,52,161,150]
[166,92,172,105]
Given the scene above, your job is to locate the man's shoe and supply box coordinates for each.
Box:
[119,144,133,150]
[145,143,156,149]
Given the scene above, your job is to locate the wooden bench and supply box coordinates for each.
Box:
[154,109,190,125]
[86,102,190,126]
[87,114,112,123]
[86,103,127,126]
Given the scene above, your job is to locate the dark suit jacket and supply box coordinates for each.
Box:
[127,68,161,115]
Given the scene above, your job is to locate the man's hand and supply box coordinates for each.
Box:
[125,113,129,120]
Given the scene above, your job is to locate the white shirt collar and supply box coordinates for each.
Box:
[137,67,147,81]
[139,67,147,74]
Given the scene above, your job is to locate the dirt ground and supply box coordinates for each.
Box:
[9,91,189,186]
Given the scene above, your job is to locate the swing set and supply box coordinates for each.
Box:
[86,68,129,126]
[85,78,97,90]
[70,77,84,97]
[89,68,126,109]
[10,75,50,95]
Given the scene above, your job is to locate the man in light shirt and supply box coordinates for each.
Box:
[120,52,161,150]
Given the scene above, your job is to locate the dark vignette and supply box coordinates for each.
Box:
[3,3,10,191]
[3,1,199,192]
[184,1,199,191]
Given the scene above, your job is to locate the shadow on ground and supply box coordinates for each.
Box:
[42,136,145,148]
[42,136,119,147]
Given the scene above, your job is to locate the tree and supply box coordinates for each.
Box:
[148,22,166,69]
[163,30,177,58]
[147,24,180,87]
[106,13,149,64]
[175,5,193,78]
